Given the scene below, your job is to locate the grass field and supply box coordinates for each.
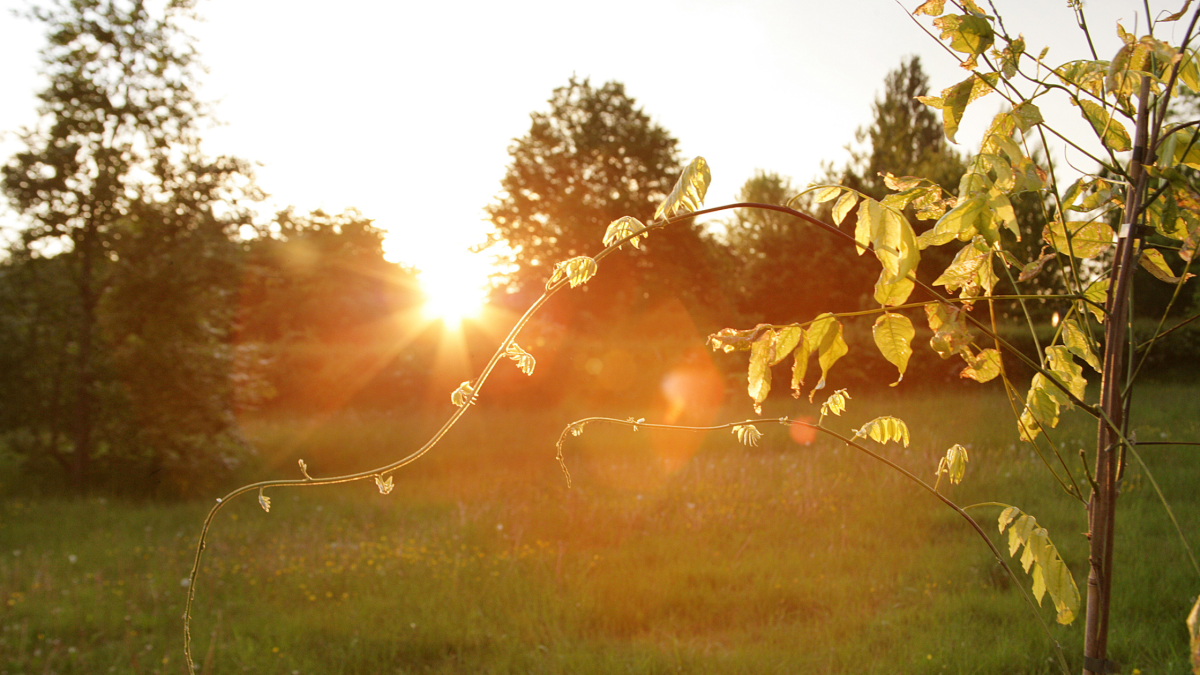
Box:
[2,384,1198,674]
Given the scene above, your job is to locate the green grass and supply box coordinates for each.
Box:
[2,385,1198,674]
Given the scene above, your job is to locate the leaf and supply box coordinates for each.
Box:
[874,269,915,306]
[1055,60,1108,97]
[997,506,1081,625]
[814,185,843,203]
[833,190,859,225]
[1062,318,1102,372]
[807,314,848,399]
[934,236,991,297]
[732,424,762,447]
[1019,253,1057,282]
[922,194,987,249]
[926,304,974,359]
[933,13,995,56]
[1043,219,1114,259]
[912,0,945,16]
[936,444,969,485]
[602,216,648,249]
[1077,100,1132,151]
[298,459,313,480]
[708,326,759,353]
[790,330,813,399]
[854,416,911,447]
[375,475,394,495]
[257,490,271,513]
[857,199,920,278]
[960,348,1001,382]
[820,388,851,419]
[929,72,998,143]
[1046,345,1087,402]
[451,380,476,407]
[505,342,536,375]
[873,313,915,385]
[1140,248,1196,284]
[748,332,773,414]
[655,156,711,220]
[548,256,598,289]
[772,326,804,365]
[1081,279,1110,323]
[1188,595,1200,675]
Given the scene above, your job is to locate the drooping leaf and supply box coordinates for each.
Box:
[960,348,1002,382]
[772,326,804,365]
[874,269,915,306]
[1043,219,1115,259]
[708,326,760,353]
[548,256,598,289]
[748,331,773,414]
[790,329,813,399]
[934,236,991,297]
[451,380,476,407]
[1062,318,1102,372]
[732,424,762,447]
[997,506,1081,625]
[258,490,271,513]
[1081,279,1110,323]
[933,13,995,56]
[1077,100,1132,151]
[655,156,711,220]
[807,314,849,398]
[873,313,915,385]
[1140,248,1196,284]
[375,475,394,495]
[602,216,648,249]
[814,185,843,203]
[833,190,859,225]
[820,389,851,419]
[922,72,998,143]
[854,416,911,447]
[857,199,920,279]
[1046,346,1087,402]
[505,342,536,375]
[936,444,969,485]
[1019,253,1057,282]
[926,304,974,359]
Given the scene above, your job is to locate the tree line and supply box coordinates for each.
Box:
[2,1,1196,496]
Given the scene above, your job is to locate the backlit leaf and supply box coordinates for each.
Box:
[602,216,648,249]
[375,475,394,495]
[833,190,859,225]
[451,380,476,407]
[874,268,915,306]
[912,0,945,16]
[732,424,762,447]
[808,314,848,399]
[505,342,536,376]
[258,490,271,513]
[548,256,598,289]
[1062,318,1102,372]
[873,313,914,385]
[820,389,851,419]
[933,14,995,56]
[655,156,711,220]
[790,329,813,399]
[934,236,991,297]
[1140,248,1195,284]
[814,185,843,203]
[936,444,969,485]
[748,332,773,414]
[854,416,911,447]
[929,72,998,143]
[926,304,974,359]
[1081,279,1110,323]
[997,506,1081,625]
[1046,346,1086,402]
[1043,219,1114,259]
[1019,253,1057,282]
[1077,100,1132,151]
[960,348,1001,382]
[773,326,804,365]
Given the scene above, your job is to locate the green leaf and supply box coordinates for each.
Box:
[1019,253,1057,282]
[1077,100,1132,151]
[748,331,773,414]
[934,236,991,297]
[655,156,711,220]
[872,313,914,385]
[1055,60,1108,97]
[933,14,995,56]
[602,216,647,249]
[922,194,987,249]
[1062,318,1102,372]
[1046,345,1086,402]
[857,199,919,278]
[807,314,848,399]
[1140,248,1196,284]
[1081,279,1110,323]
[854,416,911,447]
[936,444,969,485]
[928,72,998,143]
[548,256,599,288]
[1043,219,1115,259]
[997,506,1081,625]
[960,348,1001,382]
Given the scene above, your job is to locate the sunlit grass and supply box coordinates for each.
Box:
[2,384,1197,673]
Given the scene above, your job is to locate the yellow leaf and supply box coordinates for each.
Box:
[872,313,914,385]
[655,157,711,220]
[936,444,969,485]
[1077,99,1132,151]
[602,216,647,249]
[548,256,598,289]
[1140,248,1195,284]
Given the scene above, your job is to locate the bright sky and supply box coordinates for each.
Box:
[0,0,1189,306]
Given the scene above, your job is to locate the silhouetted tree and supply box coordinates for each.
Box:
[484,77,733,328]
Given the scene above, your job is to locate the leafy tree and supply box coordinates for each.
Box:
[1,0,256,494]
[484,77,733,327]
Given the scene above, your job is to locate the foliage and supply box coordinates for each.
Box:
[0,0,257,495]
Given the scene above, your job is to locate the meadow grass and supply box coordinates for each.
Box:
[1,384,1197,674]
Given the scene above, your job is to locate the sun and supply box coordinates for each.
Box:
[418,265,489,329]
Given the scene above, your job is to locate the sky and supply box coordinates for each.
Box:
[0,0,1190,299]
